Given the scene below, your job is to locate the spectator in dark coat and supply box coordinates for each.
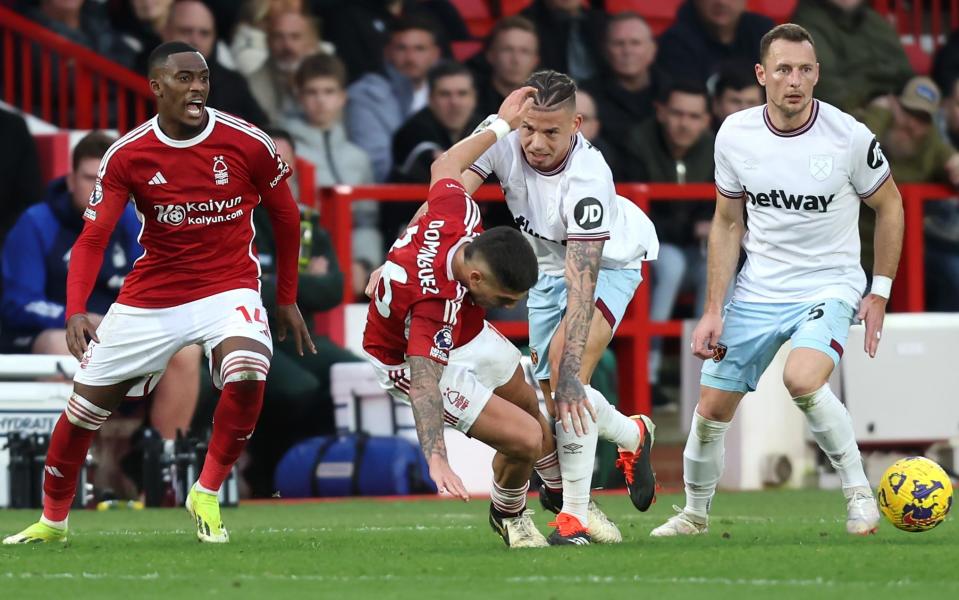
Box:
[468,16,540,118]
[112,0,174,74]
[317,0,469,83]
[390,61,480,183]
[655,0,773,88]
[21,0,136,69]
[582,12,657,165]
[521,0,607,82]
[0,107,43,247]
[710,60,764,130]
[164,0,269,126]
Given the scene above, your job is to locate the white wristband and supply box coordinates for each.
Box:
[870,275,893,299]
[487,118,511,141]
[472,114,510,141]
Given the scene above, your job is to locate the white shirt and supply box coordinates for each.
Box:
[715,100,891,308]
[470,131,658,276]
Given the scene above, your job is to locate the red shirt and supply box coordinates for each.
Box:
[70,108,295,314]
[363,179,484,366]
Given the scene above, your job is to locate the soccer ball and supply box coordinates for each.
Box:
[877,457,954,532]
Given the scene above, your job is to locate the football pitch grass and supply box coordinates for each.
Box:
[0,489,955,599]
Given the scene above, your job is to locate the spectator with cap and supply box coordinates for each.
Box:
[246,11,329,121]
[860,76,959,310]
[655,0,772,88]
[521,0,607,82]
[163,0,269,126]
[469,16,540,118]
[710,60,763,130]
[792,0,912,112]
[345,17,442,182]
[582,11,658,162]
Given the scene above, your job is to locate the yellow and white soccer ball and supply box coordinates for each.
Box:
[877,457,953,532]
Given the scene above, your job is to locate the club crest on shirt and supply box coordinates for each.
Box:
[213,155,229,185]
[809,155,833,181]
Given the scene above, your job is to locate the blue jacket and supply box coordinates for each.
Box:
[1,177,142,335]
[345,64,417,182]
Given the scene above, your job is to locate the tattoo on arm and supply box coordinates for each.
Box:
[557,240,603,396]
[408,356,448,459]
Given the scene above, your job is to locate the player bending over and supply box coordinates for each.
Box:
[461,70,660,544]
[4,42,314,545]
[651,24,904,538]
[363,88,558,548]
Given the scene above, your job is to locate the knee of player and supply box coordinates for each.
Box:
[782,369,827,401]
[514,422,543,463]
[220,350,271,386]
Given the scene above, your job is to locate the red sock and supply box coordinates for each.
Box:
[199,380,265,492]
[43,413,98,522]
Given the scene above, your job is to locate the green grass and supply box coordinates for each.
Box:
[0,490,955,599]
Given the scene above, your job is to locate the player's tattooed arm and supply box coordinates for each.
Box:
[555,239,603,435]
[408,356,449,460]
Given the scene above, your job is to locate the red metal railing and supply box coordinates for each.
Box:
[872,0,959,46]
[0,5,151,131]
[318,182,952,417]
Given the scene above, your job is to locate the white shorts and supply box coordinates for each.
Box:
[74,288,273,394]
[364,321,521,434]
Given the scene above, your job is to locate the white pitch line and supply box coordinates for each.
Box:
[0,572,942,588]
[80,524,476,537]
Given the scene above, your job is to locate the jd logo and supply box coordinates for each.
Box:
[574,197,603,230]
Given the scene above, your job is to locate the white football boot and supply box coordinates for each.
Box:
[587,500,623,543]
[845,487,880,535]
[650,505,709,537]
[490,508,549,548]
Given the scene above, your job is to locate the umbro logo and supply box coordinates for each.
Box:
[562,443,583,454]
[148,171,168,185]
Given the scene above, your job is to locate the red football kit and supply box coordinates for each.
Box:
[66,108,299,318]
[363,178,485,366]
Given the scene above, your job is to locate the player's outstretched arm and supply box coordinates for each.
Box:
[408,356,469,501]
[859,176,904,358]
[690,192,746,360]
[554,240,600,436]
[429,86,534,187]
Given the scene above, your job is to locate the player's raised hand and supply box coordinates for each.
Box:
[554,375,597,436]
[427,454,470,501]
[690,312,724,361]
[276,303,317,356]
[65,313,100,360]
[497,86,536,129]
[365,264,384,299]
[857,294,887,358]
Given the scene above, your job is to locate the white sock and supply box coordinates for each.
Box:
[40,515,67,530]
[683,411,730,519]
[491,481,529,517]
[793,384,869,490]
[534,450,563,492]
[194,481,219,495]
[586,385,640,453]
[555,419,598,527]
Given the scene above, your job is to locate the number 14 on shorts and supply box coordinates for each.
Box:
[236,305,270,338]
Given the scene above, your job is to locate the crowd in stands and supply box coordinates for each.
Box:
[3,0,959,492]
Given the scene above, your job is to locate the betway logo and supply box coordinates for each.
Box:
[744,186,834,213]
